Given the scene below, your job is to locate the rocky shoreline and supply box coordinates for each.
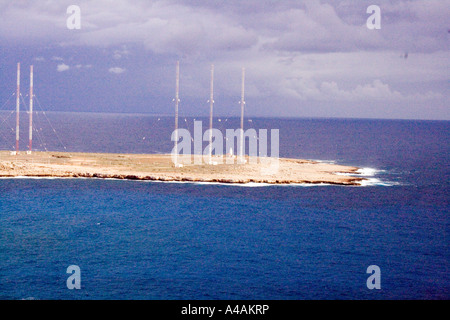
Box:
[0,151,365,186]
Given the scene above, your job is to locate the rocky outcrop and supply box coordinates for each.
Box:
[0,152,366,186]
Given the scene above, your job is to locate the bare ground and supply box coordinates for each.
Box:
[0,151,365,185]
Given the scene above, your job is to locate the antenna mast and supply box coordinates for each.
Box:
[174,61,180,165]
[28,65,33,154]
[15,62,20,154]
[239,67,245,161]
[208,64,214,162]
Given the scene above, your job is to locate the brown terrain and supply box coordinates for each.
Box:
[0,151,365,185]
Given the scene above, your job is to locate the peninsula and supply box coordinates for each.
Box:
[0,151,365,185]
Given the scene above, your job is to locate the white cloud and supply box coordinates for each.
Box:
[0,0,447,119]
[320,80,403,100]
[108,67,126,74]
[282,78,442,101]
[57,1,258,57]
[0,1,448,55]
[75,64,92,69]
[57,63,70,72]
[113,46,130,59]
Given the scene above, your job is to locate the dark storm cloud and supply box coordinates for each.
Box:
[0,0,448,119]
[1,0,447,54]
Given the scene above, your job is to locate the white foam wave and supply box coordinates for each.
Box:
[0,168,399,187]
[144,180,339,187]
[311,159,336,164]
[336,167,383,177]
[358,177,401,187]
[334,167,400,187]
[193,181,273,187]
[355,168,379,176]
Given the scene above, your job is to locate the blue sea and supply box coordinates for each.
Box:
[0,113,448,300]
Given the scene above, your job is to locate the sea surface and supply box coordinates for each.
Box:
[0,112,448,299]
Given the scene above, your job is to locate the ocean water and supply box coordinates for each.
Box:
[0,113,448,300]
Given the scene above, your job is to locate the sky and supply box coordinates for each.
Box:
[0,0,448,120]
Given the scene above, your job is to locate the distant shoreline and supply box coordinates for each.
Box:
[0,151,365,186]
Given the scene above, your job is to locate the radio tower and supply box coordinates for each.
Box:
[208,64,214,163]
[28,65,34,154]
[174,61,180,166]
[239,67,246,162]
[15,62,20,154]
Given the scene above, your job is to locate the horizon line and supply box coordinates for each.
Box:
[0,109,448,122]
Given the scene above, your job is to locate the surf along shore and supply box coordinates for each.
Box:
[0,151,365,185]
